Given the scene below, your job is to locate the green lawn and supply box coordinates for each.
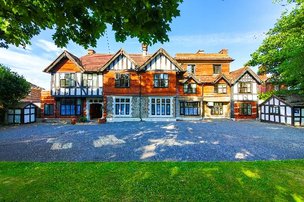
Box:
[1,161,304,201]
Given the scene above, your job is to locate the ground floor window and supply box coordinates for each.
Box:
[60,99,81,116]
[180,101,200,116]
[44,104,54,115]
[150,98,172,116]
[240,103,252,115]
[114,97,131,116]
[211,102,223,115]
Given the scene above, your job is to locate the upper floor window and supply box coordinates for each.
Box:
[187,64,195,74]
[240,103,252,115]
[239,82,251,93]
[115,73,130,88]
[214,84,227,94]
[60,73,75,88]
[213,64,222,74]
[184,83,197,94]
[83,74,93,87]
[154,74,168,88]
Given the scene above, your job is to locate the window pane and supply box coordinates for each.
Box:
[166,104,170,115]
[152,104,155,115]
[157,104,160,115]
[115,104,119,115]
[126,104,130,115]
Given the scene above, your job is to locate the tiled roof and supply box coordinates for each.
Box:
[80,54,113,72]
[229,66,262,84]
[276,95,304,107]
[259,74,269,82]
[199,74,231,84]
[175,53,234,61]
[129,54,151,66]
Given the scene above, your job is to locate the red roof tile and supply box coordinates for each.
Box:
[80,54,113,72]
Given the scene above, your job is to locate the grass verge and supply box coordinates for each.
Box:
[1,160,304,201]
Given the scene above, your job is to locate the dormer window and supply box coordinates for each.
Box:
[239,82,251,93]
[214,84,227,94]
[184,83,197,94]
[213,64,222,74]
[60,73,75,88]
[187,64,195,74]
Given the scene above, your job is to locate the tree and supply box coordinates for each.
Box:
[247,0,304,94]
[0,64,31,122]
[0,0,183,49]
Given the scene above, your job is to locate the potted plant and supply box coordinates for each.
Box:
[71,118,77,125]
[98,118,106,124]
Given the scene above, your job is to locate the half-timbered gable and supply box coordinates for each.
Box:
[260,95,304,127]
[101,49,141,97]
[43,51,103,98]
[230,67,262,120]
[139,48,184,96]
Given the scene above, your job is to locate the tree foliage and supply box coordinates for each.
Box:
[0,64,31,109]
[248,0,304,94]
[0,0,183,49]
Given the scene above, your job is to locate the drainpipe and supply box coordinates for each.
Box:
[139,72,142,121]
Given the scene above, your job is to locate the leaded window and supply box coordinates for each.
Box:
[114,98,131,116]
[154,74,169,88]
[60,99,81,116]
[214,84,227,94]
[211,102,223,115]
[115,73,130,88]
[213,64,222,74]
[240,103,252,115]
[180,102,200,116]
[151,98,171,116]
[44,104,54,115]
[184,83,197,94]
[60,73,76,87]
[239,82,251,93]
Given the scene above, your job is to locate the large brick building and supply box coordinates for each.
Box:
[41,46,261,121]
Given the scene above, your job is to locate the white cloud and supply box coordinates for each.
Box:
[35,39,65,54]
[0,48,52,89]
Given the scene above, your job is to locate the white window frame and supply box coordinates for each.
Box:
[149,97,173,117]
[113,96,132,117]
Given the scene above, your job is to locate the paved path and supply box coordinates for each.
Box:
[0,120,303,161]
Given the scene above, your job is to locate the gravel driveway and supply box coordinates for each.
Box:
[0,120,303,161]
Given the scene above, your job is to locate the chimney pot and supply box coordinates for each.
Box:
[142,44,148,56]
[88,49,96,55]
[219,49,228,55]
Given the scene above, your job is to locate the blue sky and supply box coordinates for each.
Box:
[0,0,291,89]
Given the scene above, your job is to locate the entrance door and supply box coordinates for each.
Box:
[90,104,102,119]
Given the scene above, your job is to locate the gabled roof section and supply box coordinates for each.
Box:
[214,74,231,85]
[138,48,184,72]
[99,49,138,72]
[260,94,304,107]
[179,75,201,84]
[43,50,84,73]
[229,66,262,84]
[175,49,234,62]
[80,53,113,72]
[200,74,230,84]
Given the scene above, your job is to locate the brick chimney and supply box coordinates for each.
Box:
[142,44,148,56]
[219,49,228,55]
[88,49,96,55]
